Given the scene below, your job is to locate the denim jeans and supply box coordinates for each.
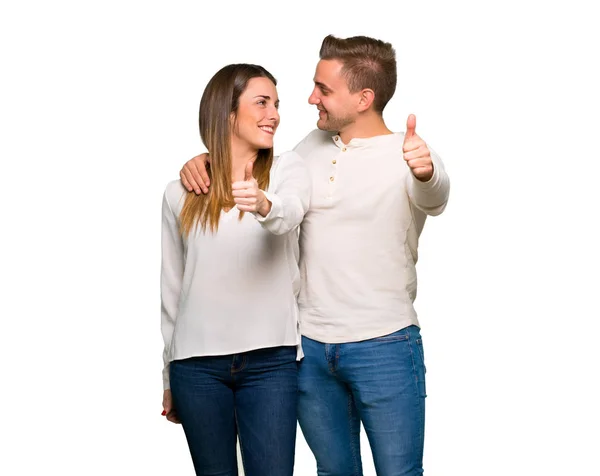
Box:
[170,346,298,476]
[297,326,426,476]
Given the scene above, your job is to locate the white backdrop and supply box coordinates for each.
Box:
[1,1,599,475]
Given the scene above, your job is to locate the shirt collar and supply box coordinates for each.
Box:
[330,132,400,149]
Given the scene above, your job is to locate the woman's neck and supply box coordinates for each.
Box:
[230,139,258,181]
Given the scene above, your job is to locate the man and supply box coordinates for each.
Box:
[180,35,449,476]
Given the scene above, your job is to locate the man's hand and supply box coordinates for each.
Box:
[162,389,181,424]
[403,114,434,182]
[232,161,272,217]
[180,153,210,194]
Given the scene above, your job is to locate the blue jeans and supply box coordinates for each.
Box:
[297,326,426,476]
[170,346,298,476]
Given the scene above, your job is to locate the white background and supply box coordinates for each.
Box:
[1,0,599,475]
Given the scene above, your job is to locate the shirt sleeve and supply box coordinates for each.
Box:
[160,188,184,390]
[252,151,311,235]
[406,145,450,216]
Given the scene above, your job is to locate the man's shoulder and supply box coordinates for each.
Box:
[375,132,405,147]
[274,149,304,166]
[294,129,335,156]
[271,150,311,184]
[362,132,405,158]
[302,129,336,144]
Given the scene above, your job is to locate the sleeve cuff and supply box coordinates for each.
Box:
[411,160,440,189]
[253,190,283,223]
[163,364,170,390]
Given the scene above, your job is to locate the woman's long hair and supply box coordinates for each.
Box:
[179,64,276,235]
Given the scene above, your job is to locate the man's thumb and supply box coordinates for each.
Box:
[405,114,417,139]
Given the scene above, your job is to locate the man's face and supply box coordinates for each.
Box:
[308,59,359,132]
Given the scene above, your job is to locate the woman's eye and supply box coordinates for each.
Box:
[257,100,266,106]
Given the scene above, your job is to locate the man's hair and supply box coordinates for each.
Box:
[319,34,397,113]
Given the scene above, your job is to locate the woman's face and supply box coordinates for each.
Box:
[231,77,280,150]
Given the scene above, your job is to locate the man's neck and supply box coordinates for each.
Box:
[338,114,392,144]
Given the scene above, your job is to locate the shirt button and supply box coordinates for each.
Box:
[342,147,347,152]
[332,159,337,164]
[329,176,335,182]
[334,136,339,141]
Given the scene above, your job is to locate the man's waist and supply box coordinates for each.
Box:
[299,309,419,344]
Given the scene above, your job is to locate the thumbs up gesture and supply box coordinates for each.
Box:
[232,161,272,216]
[403,114,434,182]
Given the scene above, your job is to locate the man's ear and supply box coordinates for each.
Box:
[357,88,375,112]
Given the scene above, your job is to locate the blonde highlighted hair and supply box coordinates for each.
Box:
[179,64,276,235]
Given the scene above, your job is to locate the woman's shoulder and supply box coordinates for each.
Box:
[163,179,187,210]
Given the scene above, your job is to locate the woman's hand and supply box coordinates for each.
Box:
[232,162,272,216]
[162,389,181,424]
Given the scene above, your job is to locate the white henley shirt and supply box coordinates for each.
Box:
[294,130,450,343]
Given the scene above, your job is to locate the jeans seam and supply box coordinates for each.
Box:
[347,390,361,476]
[416,338,426,374]
[326,345,337,374]
[408,330,425,461]
[408,333,421,399]
[234,409,244,475]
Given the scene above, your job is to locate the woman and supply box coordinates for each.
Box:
[160,64,311,475]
